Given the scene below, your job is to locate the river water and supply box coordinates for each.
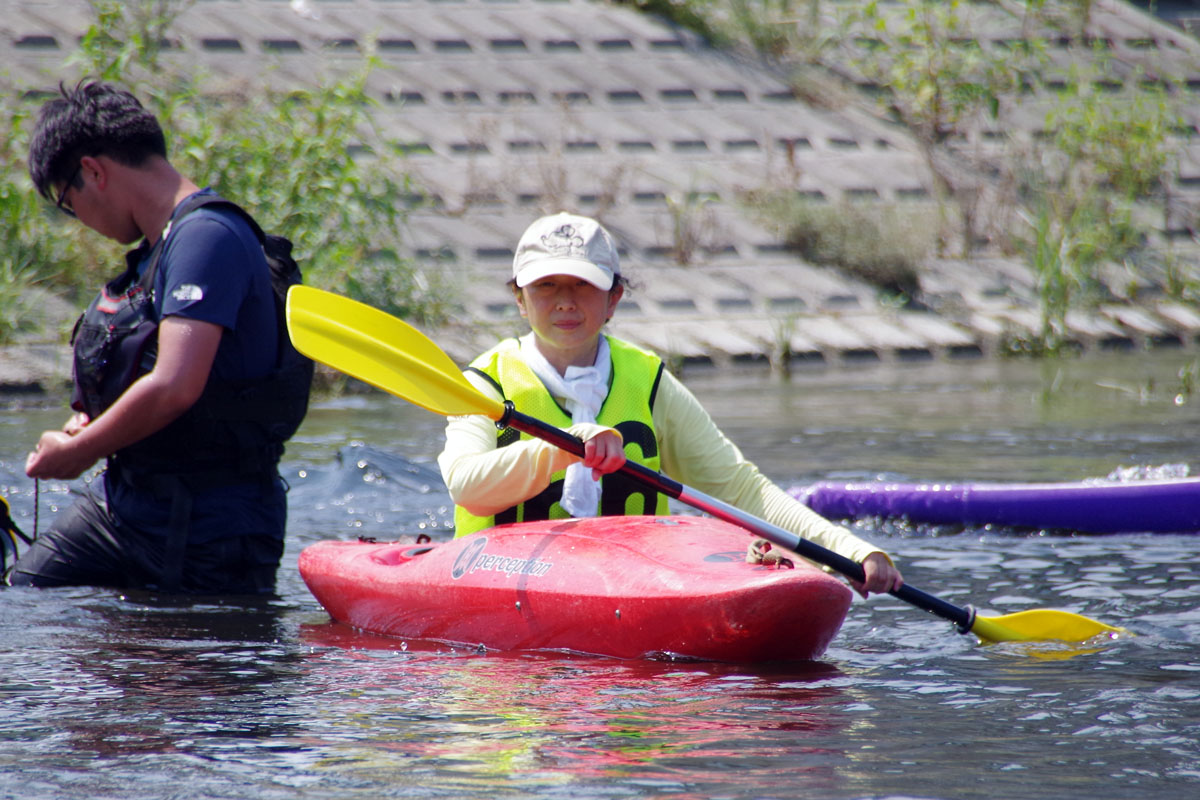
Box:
[1,351,1198,799]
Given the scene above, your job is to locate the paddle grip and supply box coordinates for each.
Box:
[499,403,588,458]
[500,404,696,505]
[500,404,975,632]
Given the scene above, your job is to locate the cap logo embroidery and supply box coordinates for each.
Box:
[541,224,585,258]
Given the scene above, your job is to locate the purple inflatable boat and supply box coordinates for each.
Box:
[793,477,1200,534]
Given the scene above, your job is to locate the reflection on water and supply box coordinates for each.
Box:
[1,351,1199,799]
[295,647,852,795]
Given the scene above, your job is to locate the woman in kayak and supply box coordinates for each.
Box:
[438,212,903,598]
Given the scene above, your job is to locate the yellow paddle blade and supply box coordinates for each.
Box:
[285,285,505,420]
[971,608,1129,644]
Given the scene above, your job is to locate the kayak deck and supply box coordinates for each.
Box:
[299,515,853,662]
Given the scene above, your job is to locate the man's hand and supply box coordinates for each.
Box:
[26,430,96,480]
[63,412,90,436]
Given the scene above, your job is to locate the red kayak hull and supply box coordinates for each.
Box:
[299,515,853,662]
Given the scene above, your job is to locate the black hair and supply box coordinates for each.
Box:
[28,80,167,199]
[506,273,630,293]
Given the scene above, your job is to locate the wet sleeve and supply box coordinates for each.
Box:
[653,370,889,566]
[437,370,618,516]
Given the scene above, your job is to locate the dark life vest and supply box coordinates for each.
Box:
[70,193,314,478]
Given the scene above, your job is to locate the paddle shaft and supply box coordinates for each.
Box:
[498,402,975,632]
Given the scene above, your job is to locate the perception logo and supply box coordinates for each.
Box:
[450,536,554,580]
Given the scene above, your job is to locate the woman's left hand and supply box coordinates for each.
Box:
[850,552,904,599]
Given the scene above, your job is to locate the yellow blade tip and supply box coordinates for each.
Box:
[971,608,1130,644]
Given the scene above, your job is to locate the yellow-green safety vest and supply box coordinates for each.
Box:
[454,336,670,537]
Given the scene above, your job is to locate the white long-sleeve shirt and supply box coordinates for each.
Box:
[438,364,891,567]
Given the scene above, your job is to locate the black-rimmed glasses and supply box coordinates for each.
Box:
[55,164,82,218]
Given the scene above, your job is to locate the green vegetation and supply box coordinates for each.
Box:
[1178,358,1199,404]
[839,0,1037,259]
[627,0,1191,355]
[0,0,450,345]
[1010,56,1178,354]
[4,0,1195,359]
[664,190,718,265]
[745,190,933,303]
[0,90,102,341]
[0,102,50,340]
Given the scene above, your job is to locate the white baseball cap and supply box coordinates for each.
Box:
[512,212,620,290]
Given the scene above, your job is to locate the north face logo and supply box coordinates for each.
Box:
[171,284,204,301]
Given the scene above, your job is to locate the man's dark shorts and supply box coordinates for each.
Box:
[6,484,283,595]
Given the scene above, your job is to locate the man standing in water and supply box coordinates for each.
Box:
[10,80,310,594]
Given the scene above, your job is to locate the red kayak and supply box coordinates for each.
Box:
[299,515,853,662]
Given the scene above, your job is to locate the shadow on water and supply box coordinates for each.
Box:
[2,587,304,760]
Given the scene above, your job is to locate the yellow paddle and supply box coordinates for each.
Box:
[285,285,1129,645]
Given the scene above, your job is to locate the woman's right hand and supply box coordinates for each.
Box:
[581,430,626,480]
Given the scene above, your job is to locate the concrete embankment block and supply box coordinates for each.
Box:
[0,345,72,400]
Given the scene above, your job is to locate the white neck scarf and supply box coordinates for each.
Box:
[519,334,611,517]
